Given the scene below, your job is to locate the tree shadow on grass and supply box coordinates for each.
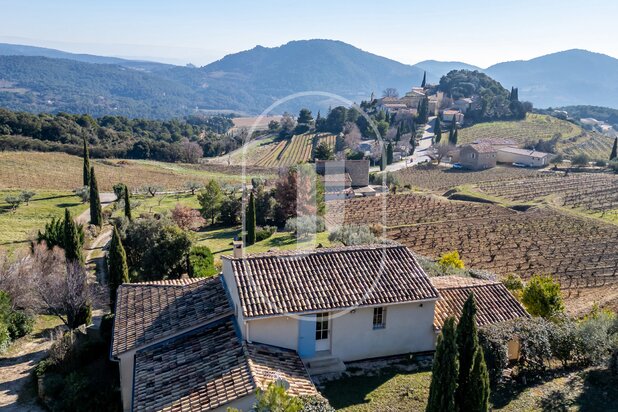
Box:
[573,368,618,412]
[320,368,400,409]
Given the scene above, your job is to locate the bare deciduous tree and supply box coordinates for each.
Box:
[343,122,362,150]
[382,88,399,98]
[435,144,456,165]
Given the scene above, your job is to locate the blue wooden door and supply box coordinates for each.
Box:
[297,314,316,359]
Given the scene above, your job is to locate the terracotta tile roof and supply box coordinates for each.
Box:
[132,318,253,412]
[132,317,317,412]
[431,276,529,329]
[112,276,232,356]
[224,244,439,319]
[465,143,497,154]
[246,343,318,397]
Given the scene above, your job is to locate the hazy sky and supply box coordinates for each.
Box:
[1,0,616,67]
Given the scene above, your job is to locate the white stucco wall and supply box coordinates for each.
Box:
[222,259,246,328]
[247,315,299,350]
[497,151,547,166]
[329,301,437,362]
[117,351,135,412]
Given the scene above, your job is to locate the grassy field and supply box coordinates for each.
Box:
[320,361,618,411]
[0,152,255,191]
[0,190,88,249]
[116,192,201,218]
[196,226,332,264]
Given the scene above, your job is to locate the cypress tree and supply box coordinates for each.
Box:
[245,191,256,246]
[108,226,129,309]
[610,137,617,161]
[89,166,102,226]
[453,129,459,146]
[435,117,442,144]
[123,185,132,221]
[426,316,459,412]
[387,143,394,165]
[421,71,427,88]
[461,347,490,412]
[456,293,479,407]
[63,208,83,263]
[395,125,401,142]
[449,120,457,145]
[82,137,90,187]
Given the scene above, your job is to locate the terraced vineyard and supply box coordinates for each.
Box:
[255,133,337,167]
[331,193,618,294]
[458,113,583,145]
[394,164,541,191]
[457,113,614,160]
[477,172,618,211]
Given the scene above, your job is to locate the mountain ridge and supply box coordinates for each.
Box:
[1,40,618,117]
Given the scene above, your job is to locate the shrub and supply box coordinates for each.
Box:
[328,225,381,246]
[0,321,10,353]
[521,275,564,318]
[571,153,590,166]
[514,317,553,373]
[438,251,465,271]
[256,225,277,242]
[7,310,34,340]
[285,216,326,239]
[595,159,607,167]
[478,323,511,385]
[100,314,115,346]
[502,273,524,300]
[299,395,335,412]
[188,246,217,278]
[548,317,578,367]
[574,309,616,366]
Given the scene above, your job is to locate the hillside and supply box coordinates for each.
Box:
[2,42,618,116]
[0,42,172,72]
[486,49,618,109]
[413,60,482,84]
[458,113,614,160]
[0,152,269,191]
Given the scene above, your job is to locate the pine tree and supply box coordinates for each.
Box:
[461,347,490,412]
[426,317,459,412]
[82,137,90,187]
[245,191,256,246]
[435,117,442,144]
[89,166,102,226]
[123,185,132,221]
[108,226,129,309]
[456,293,479,407]
[63,208,83,263]
[610,137,617,161]
[421,71,427,88]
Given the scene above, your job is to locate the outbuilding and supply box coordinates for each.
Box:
[497,147,550,167]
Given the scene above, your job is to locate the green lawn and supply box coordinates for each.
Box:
[196,226,332,264]
[320,362,618,411]
[117,192,200,218]
[0,190,88,249]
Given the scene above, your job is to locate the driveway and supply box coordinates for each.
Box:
[383,117,436,172]
[75,192,116,225]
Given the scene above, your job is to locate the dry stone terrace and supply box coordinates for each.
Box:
[328,193,618,290]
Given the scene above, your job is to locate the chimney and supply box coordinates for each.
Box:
[233,240,243,259]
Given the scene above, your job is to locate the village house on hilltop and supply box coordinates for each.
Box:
[111,244,528,412]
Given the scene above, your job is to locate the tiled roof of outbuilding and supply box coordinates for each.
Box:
[431,276,529,329]
[132,317,317,412]
[224,244,439,319]
[111,276,231,356]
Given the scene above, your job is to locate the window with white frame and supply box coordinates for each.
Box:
[315,312,329,340]
[373,307,386,329]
